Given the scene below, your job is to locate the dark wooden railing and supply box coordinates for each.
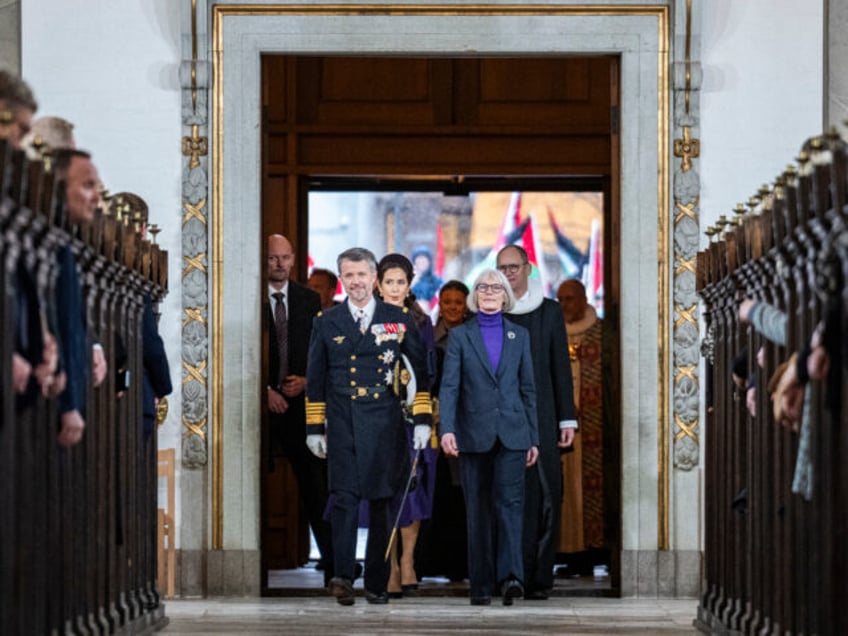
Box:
[695,129,848,635]
[0,140,169,635]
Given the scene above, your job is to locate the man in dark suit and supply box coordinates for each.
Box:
[265,234,333,583]
[305,247,432,606]
[497,245,577,600]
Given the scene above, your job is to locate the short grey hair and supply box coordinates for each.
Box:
[467,268,515,313]
[337,247,377,273]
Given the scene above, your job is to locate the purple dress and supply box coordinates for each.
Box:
[394,310,437,527]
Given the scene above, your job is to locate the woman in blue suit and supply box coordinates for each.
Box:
[439,268,539,606]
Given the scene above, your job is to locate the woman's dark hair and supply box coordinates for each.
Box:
[439,279,469,298]
[376,253,417,309]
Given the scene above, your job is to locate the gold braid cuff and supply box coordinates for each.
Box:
[412,392,432,416]
[305,399,326,425]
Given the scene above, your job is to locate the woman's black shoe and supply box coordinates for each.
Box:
[501,578,523,606]
[470,596,491,606]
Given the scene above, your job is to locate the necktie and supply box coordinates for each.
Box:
[355,309,367,334]
[273,292,288,386]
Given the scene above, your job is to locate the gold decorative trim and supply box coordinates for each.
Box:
[675,197,698,222]
[182,198,208,225]
[191,0,199,111]
[655,3,670,552]
[673,413,698,443]
[673,126,700,173]
[183,306,208,327]
[182,415,208,441]
[182,359,208,385]
[182,252,208,277]
[182,124,208,170]
[211,2,671,554]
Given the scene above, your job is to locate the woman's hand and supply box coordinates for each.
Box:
[526,446,539,466]
[440,432,459,457]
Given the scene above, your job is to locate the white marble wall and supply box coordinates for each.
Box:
[699,0,823,232]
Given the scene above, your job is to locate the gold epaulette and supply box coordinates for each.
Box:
[305,399,326,424]
[412,392,432,416]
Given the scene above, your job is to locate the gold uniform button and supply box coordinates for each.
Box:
[350,355,357,360]
[373,393,380,399]
[350,367,356,373]
[377,368,383,373]
[350,381,356,387]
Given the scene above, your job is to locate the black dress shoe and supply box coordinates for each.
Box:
[524,589,549,600]
[470,596,491,606]
[401,583,419,596]
[365,590,389,604]
[328,577,355,606]
[501,578,523,606]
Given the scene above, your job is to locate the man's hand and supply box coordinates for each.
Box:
[306,434,327,459]
[12,352,32,394]
[280,375,306,398]
[58,410,85,448]
[558,427,575,448]
[526,445,539,466]
[738,298,756,324]
[267,386,289,414]
[92,346,107,388]
[413,425,431,450]
[440,432,459,457]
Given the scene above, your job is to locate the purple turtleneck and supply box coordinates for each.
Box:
[478,310,503,372]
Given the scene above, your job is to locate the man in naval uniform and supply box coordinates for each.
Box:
[305,247,432,606]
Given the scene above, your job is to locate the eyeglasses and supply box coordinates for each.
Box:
[497,263,525,274]
[476,283,504,294]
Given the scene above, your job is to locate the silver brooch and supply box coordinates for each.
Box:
[507,331,516,339]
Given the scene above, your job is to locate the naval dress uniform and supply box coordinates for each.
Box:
[306,298,432,595]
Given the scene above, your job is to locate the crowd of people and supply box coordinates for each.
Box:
[266,227,608,606]
[1,68,172,446]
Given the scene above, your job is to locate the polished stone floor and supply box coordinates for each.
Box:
[161,596,699,635]
[163,557,697,634]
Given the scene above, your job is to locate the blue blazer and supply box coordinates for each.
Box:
[438,315,539,453]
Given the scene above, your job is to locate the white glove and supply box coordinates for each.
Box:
[306,434,327,459]
[413,425,431,450]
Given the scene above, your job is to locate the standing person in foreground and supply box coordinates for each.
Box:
[439,268,539,606]
[374,253,437,598]
[305,247,432,606]
[496,245,577,600]
[265,234,334,584]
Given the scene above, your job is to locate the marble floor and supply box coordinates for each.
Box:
[161,596,699,635]
[163,563,697,635]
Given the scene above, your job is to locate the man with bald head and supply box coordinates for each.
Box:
[265,234,333,583]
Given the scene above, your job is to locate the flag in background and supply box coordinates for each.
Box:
[547,207,585,280]
[583,218,604,317]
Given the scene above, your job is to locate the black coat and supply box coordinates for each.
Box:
[265,281,321,453]
[306,299,430,499]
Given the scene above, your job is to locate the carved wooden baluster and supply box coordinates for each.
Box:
[697,227,719,623]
